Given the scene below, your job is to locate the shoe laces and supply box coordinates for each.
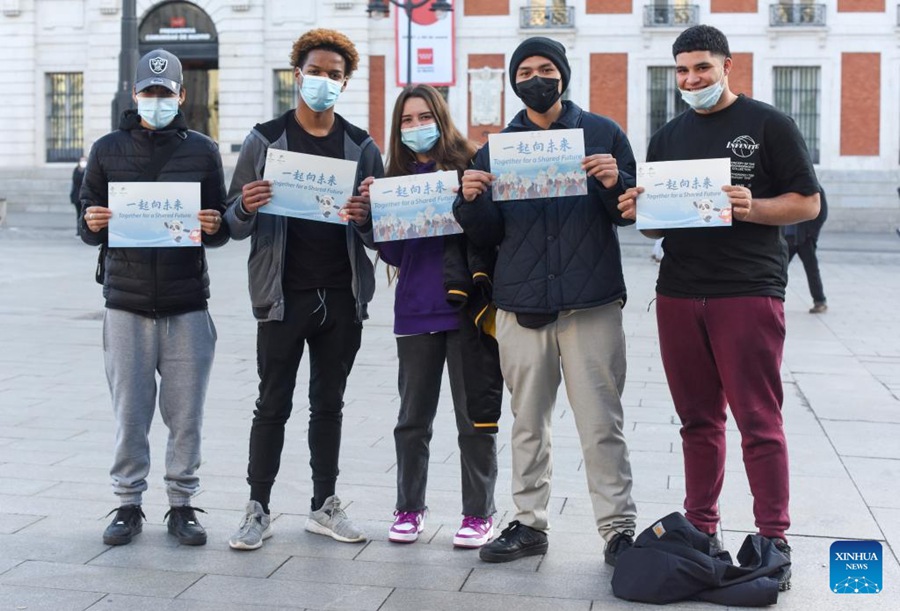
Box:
[239,507,265,529]
[164,506,206,522]
[460,515,488,531]
[105,505,145,523]
[497,520,522,541]
[393,510,422,526]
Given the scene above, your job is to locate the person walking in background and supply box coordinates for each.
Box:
[455,36,638,567]
[70,156,87,236]
[225,29,382,551]
[365,84,499,548]
[617,25,821,591]
[80,49,228,547]
[785,187,828,313]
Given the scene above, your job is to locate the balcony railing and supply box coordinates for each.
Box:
[769,3,826,26]
[643,5,700,27]
[519,6,575,29]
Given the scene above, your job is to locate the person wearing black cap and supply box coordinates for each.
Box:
[81,48,228,548]
[454,36,638,566]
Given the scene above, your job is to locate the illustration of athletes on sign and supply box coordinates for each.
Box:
[261,149,358,224]
[488,128,587,202]
[107,182,201,248]
[635,158,733,230]
[370,170,462,243]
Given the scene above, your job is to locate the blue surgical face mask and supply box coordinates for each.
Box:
[300,74,343,112]
[400,123,440,154]
[136,96,179,129]
[679,79,724,111]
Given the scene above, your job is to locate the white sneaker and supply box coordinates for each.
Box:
[388,509,426,543]
[305,495,366,543]
[228,500,272,550]
[453,515,494,548]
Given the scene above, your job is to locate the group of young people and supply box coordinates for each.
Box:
[79,24,820,590]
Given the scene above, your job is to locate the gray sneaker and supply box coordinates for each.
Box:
[228,500,272,550]
[305,495,366,543]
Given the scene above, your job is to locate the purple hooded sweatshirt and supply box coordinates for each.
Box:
[377,161,459,336]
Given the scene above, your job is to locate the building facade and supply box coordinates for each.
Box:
[2,0,897,229]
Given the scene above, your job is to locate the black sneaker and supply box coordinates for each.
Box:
[604,529,634,567]
[164,506,208,546]
[103,505,145,546]
[478,520,548,563]
[770,537,792,591]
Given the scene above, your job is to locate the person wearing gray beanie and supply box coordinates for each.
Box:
[455,36,639,568]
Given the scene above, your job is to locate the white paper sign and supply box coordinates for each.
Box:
[261,149,358,224]
[636,158,732,230]
[488,129,587,201]
[107,182,201,248]
[370,171,461,243]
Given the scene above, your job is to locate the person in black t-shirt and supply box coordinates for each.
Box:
[617,25,820,592]
[224,29,384,551]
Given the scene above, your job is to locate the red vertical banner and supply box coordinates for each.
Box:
[395,1,456,87]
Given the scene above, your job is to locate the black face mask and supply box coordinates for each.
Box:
[515,76,562,114]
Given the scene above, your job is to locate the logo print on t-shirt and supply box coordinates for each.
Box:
[726,135,760,159]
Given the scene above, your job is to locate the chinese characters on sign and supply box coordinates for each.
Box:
[370,170,462,242]
[261,150,358,224]
[107,182,201,248]
[488,129,587,202]
[636,158,732,230]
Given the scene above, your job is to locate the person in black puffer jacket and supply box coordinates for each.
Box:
[80,49,228,549]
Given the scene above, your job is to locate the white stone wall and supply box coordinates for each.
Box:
[2,0,898,227]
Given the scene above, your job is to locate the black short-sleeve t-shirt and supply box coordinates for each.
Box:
[647,95,819,299]
[282,113,352,292]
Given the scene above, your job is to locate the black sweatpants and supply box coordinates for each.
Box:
[247,288,362,511]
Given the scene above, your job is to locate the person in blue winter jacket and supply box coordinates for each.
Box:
[361,84,499,549]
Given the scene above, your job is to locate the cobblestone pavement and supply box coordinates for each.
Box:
[1,212,899,610]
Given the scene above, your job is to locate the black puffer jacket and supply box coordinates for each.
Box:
[453,101,634,314]
[80,110,228,318]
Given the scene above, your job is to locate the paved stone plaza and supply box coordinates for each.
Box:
[1,212,899,610]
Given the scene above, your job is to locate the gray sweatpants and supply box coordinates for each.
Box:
[495,302,637,540]
[103,308,216,506]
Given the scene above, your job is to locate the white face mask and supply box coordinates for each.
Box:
[300,74,343,112]
[401,123,440,154]
[137,97,179,129]
[679,79,725,111]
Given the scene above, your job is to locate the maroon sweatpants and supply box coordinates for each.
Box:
[656,294,790,539]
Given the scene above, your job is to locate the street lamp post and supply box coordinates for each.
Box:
[111,0,139,130]
[366,0,453,87]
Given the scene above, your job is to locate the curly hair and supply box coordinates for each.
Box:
[672,25,731,59]
[290,29,360,78]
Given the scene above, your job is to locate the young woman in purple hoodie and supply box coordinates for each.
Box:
[361,84,498,548]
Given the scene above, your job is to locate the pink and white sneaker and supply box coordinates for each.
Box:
[453,515,494,548]
[388,510,426,543]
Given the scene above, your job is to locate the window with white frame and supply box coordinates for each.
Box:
[45,72,83,163]
[772,66,820,163]
[647,66,688,146]
[273,69,299,118]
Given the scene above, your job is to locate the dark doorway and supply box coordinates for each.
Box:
[139,1,219,139]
